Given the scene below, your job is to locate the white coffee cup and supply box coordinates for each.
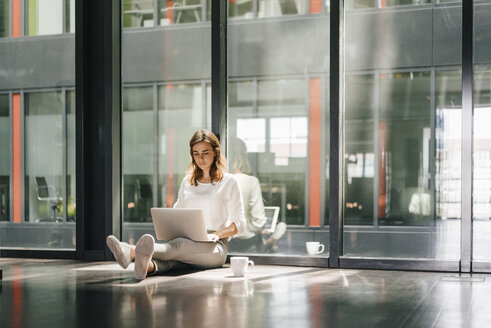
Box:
[306,241,325,255]
[230,256,254,277]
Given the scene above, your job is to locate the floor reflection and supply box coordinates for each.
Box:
[1,259,491,327]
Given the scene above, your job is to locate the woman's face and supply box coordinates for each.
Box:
[192,141,216,173]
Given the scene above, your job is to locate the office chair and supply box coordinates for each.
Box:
[35,176,62,222]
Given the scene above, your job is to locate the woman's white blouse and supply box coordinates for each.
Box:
[173,173,246,235]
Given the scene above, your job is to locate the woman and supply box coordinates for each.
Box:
[106,130,246,280]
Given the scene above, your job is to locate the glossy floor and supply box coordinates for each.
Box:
[1,258,491,327]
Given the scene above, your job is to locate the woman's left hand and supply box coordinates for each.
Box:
[207,233,220,242]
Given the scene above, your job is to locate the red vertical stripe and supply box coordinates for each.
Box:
[310,0,322,14]
[378,122,387,219]
[12,0,21,37]
[166,0,174,24]
[309,78,322,227]
[13,94,22,223]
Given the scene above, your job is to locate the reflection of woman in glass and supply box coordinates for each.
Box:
[107,130,246,280]
[229,138,286,252]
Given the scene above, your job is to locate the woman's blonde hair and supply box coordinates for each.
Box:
[188,129,227,186]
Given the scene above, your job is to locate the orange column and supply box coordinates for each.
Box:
[12,0,21,37]
[13,94,22,223]
[310,0,322,14]
[378,122,387,219]
[308,78,322,227]
[166,0,174,25]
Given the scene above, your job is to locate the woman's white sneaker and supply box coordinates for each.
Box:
[134,234,155,280]
[106,235,132,269]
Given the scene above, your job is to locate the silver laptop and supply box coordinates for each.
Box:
[150,208,211,242]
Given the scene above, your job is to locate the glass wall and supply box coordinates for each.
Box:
[343,2,462,259]
[473,1,491,262]
[24,0,75,36]
[121,0,211,242]
[0,94,9,222]
[227,1,329,256]
[0,0,75,249]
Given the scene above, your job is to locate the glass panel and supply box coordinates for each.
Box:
[345,0,375,10]
[19,91,75,249]
[258,0,308,17]
[345,75,375,225]
[66,90,76,222]
[157,84,207,208]
[122,0,210,244]
[346,1,460,10]
[228,78,328,255]
[25,0,64,36]
[25,92,63,225]
[473,1,491,262]
[228,2,329,257]
[66,0,75,33]
[229,0,254,19]
[435,70,462,259]
[344,3,461,260]
[122,86,154,223]
[381,0,431,7]
[1,1,75,249]
[158,0,203,26]
[0,0,8,37]
[123,0,154,28]
[378,72,432,226]
[0,94,9,222]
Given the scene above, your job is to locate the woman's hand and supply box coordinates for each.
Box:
[207,233,220,242]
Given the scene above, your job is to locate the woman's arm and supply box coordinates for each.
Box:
[208,223,238,242]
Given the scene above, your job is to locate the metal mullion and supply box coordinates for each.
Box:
[430,69,436,229]
[329,0,344,266]
[321,74,327,227]
[9,0,11,37]
[373,72,380,227]
[62,88,67,222]
[20,0,24,37]
[153,83,158,208]
[62,0,66,34]
[75,0,122,260]
[154,0,159,27]
[211,0,227,144]
[461,0,473,273]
